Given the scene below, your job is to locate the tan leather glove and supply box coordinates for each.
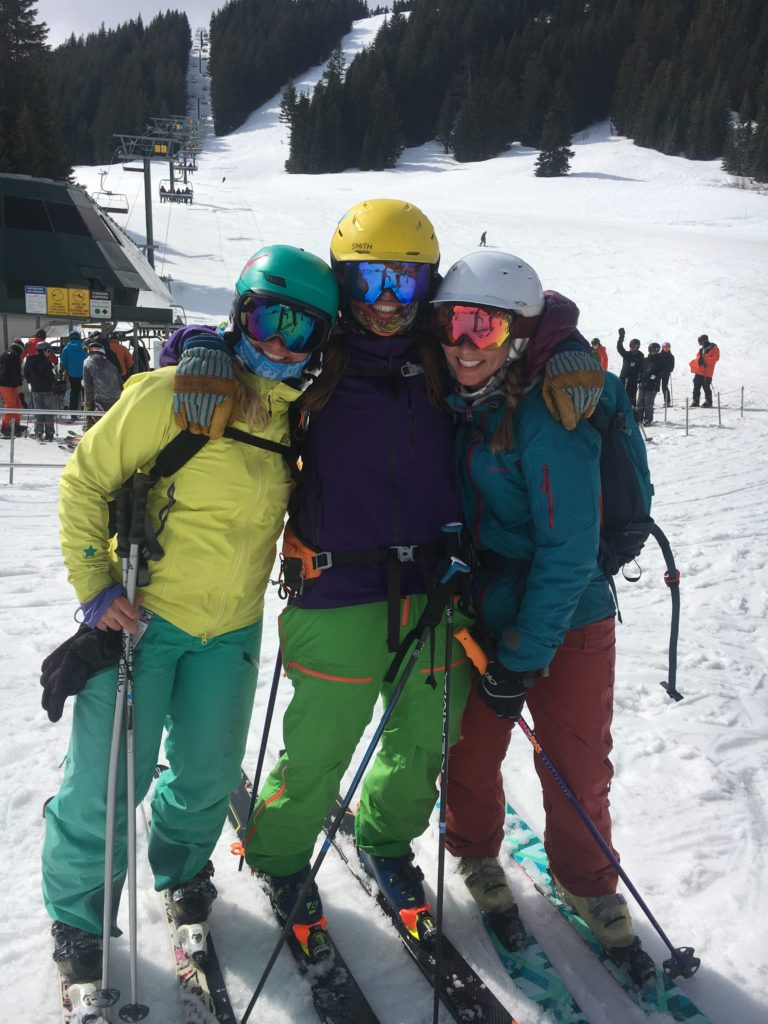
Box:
[172,343,237,439]
[542,351,604,430]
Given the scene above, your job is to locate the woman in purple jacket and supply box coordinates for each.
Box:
[173,200,473,959]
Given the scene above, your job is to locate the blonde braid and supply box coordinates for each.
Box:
[234,365,269,431]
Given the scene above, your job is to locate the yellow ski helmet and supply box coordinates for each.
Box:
[330,198,440,268]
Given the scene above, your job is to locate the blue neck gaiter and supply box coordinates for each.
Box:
[234,337,310,380]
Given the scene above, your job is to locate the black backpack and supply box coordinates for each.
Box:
[589,375,682,701]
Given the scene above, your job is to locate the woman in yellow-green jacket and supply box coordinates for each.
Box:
[42,245,339,989]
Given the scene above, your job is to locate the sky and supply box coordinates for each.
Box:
[36,0,219,47]
[2,10,768,1024]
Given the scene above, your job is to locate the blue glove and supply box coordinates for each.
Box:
[477,660,538,720]
[173,337,237,438]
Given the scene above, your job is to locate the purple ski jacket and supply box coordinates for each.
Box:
[293,331,461,609]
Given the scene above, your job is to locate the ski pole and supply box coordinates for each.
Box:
[432,523,464,1024]
[240,556,470,1024]
[119,475,152,1023]
[238,651,283,872]
[453,628,699,980]
[93,483,134,1012]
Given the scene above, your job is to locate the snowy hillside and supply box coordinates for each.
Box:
[1,13,767,1024]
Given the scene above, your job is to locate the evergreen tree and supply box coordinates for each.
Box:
[359,72,402,170]
[534,91,574,177]
[0,0,70,178]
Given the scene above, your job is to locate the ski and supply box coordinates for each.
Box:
[504,806,713,1024]
[142,775,237,1023]
[322,796,518,1024]
[228,771,383,1024]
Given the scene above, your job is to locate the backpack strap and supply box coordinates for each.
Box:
[648,523,683,702]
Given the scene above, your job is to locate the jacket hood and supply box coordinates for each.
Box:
[525,290,589,383]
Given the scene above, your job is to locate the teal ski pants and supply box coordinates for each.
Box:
[244,598,472,877]
[42,613,262,935]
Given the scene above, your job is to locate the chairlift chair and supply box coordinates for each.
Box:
[159,180,193,205]
[93,171,129,215]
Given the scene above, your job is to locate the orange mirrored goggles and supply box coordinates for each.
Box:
[435,304,517,350]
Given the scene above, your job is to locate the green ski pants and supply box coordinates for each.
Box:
[42,613,262,935]
[244,598,471,877]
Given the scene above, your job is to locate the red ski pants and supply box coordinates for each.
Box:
[446,615,619,896]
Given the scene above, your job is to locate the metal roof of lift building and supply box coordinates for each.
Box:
[0,172,173,347]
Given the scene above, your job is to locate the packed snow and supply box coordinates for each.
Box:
[1,13,767,1023]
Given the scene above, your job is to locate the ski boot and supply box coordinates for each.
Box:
[458,856,526,952]
[52,920,102,984]
[264,865,332,963]
[552,878,655,987]
[359,849,437,949]
[167,860,217,963]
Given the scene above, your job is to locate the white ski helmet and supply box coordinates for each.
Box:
[433,250,545,321]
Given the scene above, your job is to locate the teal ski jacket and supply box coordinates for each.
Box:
[447,382,615,673]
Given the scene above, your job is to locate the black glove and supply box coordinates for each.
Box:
[698,355,706,367]
[477,659,538,720]
[618,327,625,342]
[40,624,123,723]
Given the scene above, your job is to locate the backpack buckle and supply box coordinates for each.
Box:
[400,362,423,379]
[391,545,416,563]
[312,551,333,571]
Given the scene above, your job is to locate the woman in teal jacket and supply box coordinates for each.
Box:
[432,250,655,986]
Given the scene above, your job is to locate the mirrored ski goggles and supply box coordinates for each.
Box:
[238,294,320,353]
[435,304,518,350]
[342,261,432,305]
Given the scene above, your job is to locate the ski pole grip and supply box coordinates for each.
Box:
[441,521,463,559]
[112,484,133,558]
[454,627,488,675]
[438,556,470,586]
[129,473,153,545]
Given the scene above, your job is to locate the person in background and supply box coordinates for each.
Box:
[82,341,123,429]
[689,334,719,408]
[23,339,57,441]
[590,337,608,370]
[658,342,675,407]
[616,329,644,409]
[479,231,487,246]
[23,327,47,359]
[108,331,134,380]
[432,249,655,986]
[0,339,27,438]
[636,342,663,425]
[41,245,339,995]
[59,331,87,411]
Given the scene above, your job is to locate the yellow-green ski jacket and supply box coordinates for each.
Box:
[59,367,299,640]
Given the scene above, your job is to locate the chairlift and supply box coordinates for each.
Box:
[122,162,144,173]
[159,180,194,205]
[93,171,129,215]
[172,305,187,325]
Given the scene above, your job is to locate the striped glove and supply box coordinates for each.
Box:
[172,337,237,438]
[542,350,604,430]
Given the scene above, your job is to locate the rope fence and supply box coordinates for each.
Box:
[0,408,104,484]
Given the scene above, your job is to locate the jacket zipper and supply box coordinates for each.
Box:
[541,463,554,528]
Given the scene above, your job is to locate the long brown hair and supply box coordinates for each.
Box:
[489,361,527,453]
[301,327,450,414]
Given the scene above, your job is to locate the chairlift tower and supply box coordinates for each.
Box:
[114,118,202,267]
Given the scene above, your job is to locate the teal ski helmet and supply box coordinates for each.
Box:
[233,244,339,353]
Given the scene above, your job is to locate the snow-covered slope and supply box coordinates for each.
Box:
[1,14,767,1023]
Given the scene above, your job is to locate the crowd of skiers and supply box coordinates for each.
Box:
[0,329,141,439]
[589,330,720,425]
[40,197,714,1010]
